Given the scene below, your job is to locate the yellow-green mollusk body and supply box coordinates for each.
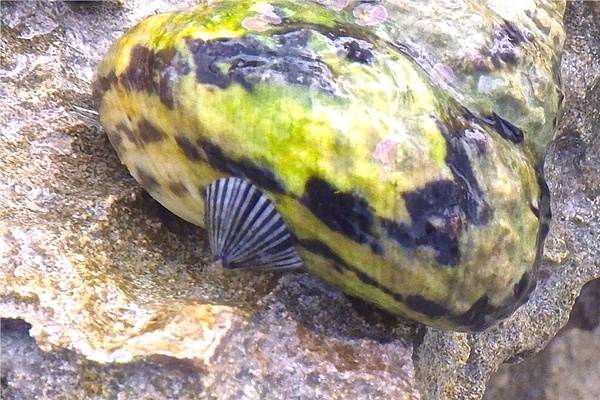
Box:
[95,1,556,331]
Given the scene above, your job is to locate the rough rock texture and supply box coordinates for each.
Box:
[0,1,597,400]
[485,280,600,400]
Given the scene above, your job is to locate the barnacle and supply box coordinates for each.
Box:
[94,1,564,331]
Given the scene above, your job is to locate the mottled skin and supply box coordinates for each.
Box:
[94,1,562,331]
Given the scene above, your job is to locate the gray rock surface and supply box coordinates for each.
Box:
[484,280,600,400]
[1,1,598,399]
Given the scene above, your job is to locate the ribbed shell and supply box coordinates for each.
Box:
[204,177,302,270]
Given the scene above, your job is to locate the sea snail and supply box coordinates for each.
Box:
[94,1,564,331]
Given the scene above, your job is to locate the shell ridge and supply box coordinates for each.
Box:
[205,181,220,256]
[235,239,296,265]
[214,178,236,254]
[236,246,302,270]
[205,177,301,270]
[221,182,269,257]
[225,205,285,259]
[227,220,289,261]
[219,178,251,255]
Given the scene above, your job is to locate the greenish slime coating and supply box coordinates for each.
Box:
[94,1,564,331]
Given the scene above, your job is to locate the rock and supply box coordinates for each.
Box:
[1,1,597,399]
[484,282,600,400]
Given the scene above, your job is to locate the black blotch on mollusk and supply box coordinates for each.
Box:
[380,115,494,266]
[298,239,346,274]
[175,135,204,162]
[122,46,154,93]
[437,115,493,225]
[404,292,508,331]
[513,271,533,299]
[185,37,261,89]
[186,30,337,95]
[481,112,525,144]
[530,167,551,282]
[488,19,527,67]
[382,180,463,267]
[342,39,374,64]
[301,177,382,255]
[299,238,394,293]
[154,47,191,108]
[137,118,166,145]
[105,123,129,158]
[501,19,529,45]
[298,237,523,331]
[382,107,503,266]
[204,177,302,270]
[198,139,286,194]
[453,295,494,329]
[529,175,551,244]
[404,295,451,319]
[116,122,138,146]
[116,119,167,149]
[120,45,190,109]
[92,70,118,100]
[134,167,160,192]
[167,181,188,197]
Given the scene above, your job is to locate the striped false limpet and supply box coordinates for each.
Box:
[94,1,564,331]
